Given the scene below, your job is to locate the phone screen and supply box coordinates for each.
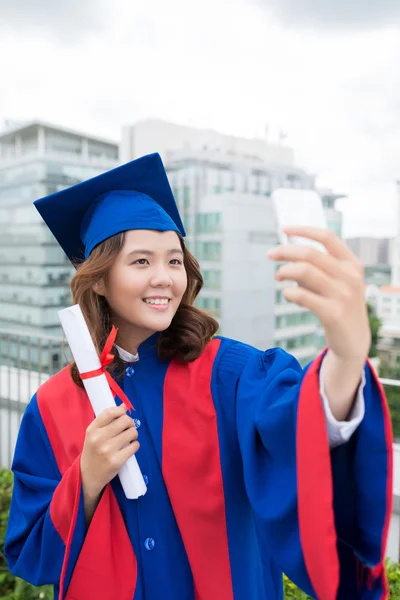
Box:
[271,188,328,253]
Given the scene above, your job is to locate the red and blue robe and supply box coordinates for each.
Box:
[5,335,393,599]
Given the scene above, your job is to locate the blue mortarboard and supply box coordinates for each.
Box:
[34,152,185,264]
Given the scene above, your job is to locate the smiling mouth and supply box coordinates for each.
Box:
[142,298,171,305]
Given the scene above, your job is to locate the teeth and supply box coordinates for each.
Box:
[144,298,169,305]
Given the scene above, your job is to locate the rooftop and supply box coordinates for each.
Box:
[0,119,118,147]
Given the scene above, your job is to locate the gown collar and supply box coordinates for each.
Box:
[115,332,160,363]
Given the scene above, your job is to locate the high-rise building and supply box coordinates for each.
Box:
[0,121,118,370]
[121,119,320,361]
[166,149,279,349]
[390,181,400,286]
[376,285,400,327]
[319,189,345,237]
[121,118,303,173]
[346,237,391,267]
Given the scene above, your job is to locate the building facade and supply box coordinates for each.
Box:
[0,121,118,370]
[165,149,282,350]
[346,237,391,267]
[377,326,400,369]
[121,120,324,362]
[121,118,300,172]
[375,285,400,327]
[319,189,345,237]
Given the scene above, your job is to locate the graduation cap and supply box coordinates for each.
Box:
[34,152,186,264]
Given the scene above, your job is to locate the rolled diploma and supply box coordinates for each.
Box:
[58,304,147,499]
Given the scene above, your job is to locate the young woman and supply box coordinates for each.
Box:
[5,153,393,600]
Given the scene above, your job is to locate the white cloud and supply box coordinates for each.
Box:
[337,183,398,239]
[0,0,110,42]
[254,0,400,30]
[1,0,400,235]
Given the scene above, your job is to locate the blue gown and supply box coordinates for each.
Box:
[5,335,393,599]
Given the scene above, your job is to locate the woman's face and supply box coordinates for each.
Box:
[94,229,188,346]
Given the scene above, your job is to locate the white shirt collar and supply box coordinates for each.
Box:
[115,344,139,363]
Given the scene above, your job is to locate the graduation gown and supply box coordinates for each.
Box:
[5,335,393,600]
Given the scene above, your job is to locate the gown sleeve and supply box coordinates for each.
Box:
[4,394,87,598]
[319,356,366,447]
[234,344,392,600]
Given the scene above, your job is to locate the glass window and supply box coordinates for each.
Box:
[88,140,117,160]
[184,185,191,210]
[195,242,221,261]
[196,213,221,234]
[210,297,221,318]
[183,215,192,235]
[0,161,45,186]
[45,131,81,155]
[202,269,221,290]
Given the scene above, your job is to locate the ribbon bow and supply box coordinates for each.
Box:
[81,325,135,411]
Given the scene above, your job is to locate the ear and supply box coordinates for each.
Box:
[92,278,106,297]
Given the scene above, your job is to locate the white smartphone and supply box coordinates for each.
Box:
[271,188,328,253]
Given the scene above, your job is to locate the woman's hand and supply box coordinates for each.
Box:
[80,404,140,524]
[267,226,370,363]
[267,226,370,420]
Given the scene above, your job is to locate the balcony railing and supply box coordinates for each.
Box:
[1,326,400,460]
[0,327,70,467]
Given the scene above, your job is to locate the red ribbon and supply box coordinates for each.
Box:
[81,325,135,411]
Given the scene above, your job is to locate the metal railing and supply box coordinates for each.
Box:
[1,328,400,466]
[0,327,71,467]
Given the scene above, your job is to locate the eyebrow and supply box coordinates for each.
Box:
[127,248,184,257]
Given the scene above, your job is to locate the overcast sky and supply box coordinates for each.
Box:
[1,0,400,237]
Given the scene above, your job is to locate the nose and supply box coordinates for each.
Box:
[150,264,173,288]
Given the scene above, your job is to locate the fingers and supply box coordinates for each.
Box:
[107,413,136,438]
[82,403,140,494]
[112,425,139,451]
[117,439,141,463]
[280,226,358,262]
[89,419,139,460]
[93,404,127,428]
[268,244,346,280]
[276,262,338,297]
[282,286,334,324]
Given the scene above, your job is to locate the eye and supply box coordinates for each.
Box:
[170,259,183,265]
[133,258,149,265]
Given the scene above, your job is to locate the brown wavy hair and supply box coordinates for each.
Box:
[69,232,219,387]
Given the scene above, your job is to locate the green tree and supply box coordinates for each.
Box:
[284,559,400,598]
[2,467,400,598]
[0,468,53,599]
[379,363,400,440]
[367,302,382,358]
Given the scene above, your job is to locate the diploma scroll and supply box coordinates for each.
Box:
[58,304,147,499]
